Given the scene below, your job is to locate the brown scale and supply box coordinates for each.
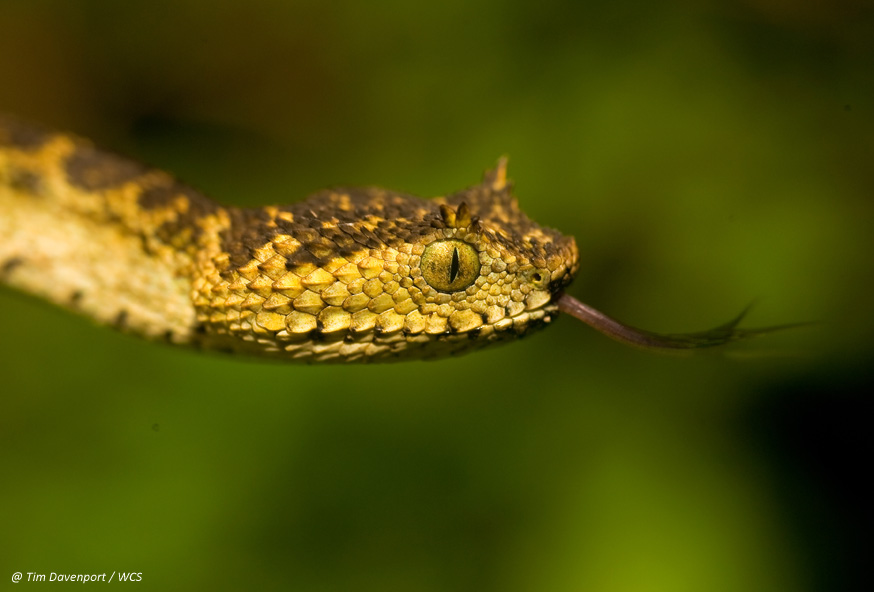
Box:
[0,114,798,363]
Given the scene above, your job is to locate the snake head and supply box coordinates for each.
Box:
[419,157,580,345]
[200,157,581,361]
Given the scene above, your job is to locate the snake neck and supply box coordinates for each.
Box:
[0,116,230,344]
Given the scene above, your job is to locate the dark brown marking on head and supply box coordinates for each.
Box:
[65,146,149,191]
[0,115,52,150]
[221,193,428,272]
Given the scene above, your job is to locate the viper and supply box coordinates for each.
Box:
[0,114,787,362]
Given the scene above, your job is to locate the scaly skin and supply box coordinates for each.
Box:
[0,115,579,362]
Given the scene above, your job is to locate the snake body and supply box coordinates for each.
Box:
[0,115,579,362]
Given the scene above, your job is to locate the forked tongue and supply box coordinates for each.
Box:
[557,294,805,352]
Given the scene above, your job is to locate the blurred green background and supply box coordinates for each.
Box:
[1,1,872,590]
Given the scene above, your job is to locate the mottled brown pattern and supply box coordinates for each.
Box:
[222,207,275,269]
[1,116,580,362]
[140,181,221,244]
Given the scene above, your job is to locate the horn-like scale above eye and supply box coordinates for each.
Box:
[420,239,481,293]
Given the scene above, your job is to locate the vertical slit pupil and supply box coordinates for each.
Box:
[449,247,460,283]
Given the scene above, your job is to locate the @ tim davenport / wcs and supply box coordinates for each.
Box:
[22,572,142,582]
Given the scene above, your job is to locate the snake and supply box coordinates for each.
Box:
[0,114,788,362]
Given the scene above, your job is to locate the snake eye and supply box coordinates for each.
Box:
[421,239,481,292]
